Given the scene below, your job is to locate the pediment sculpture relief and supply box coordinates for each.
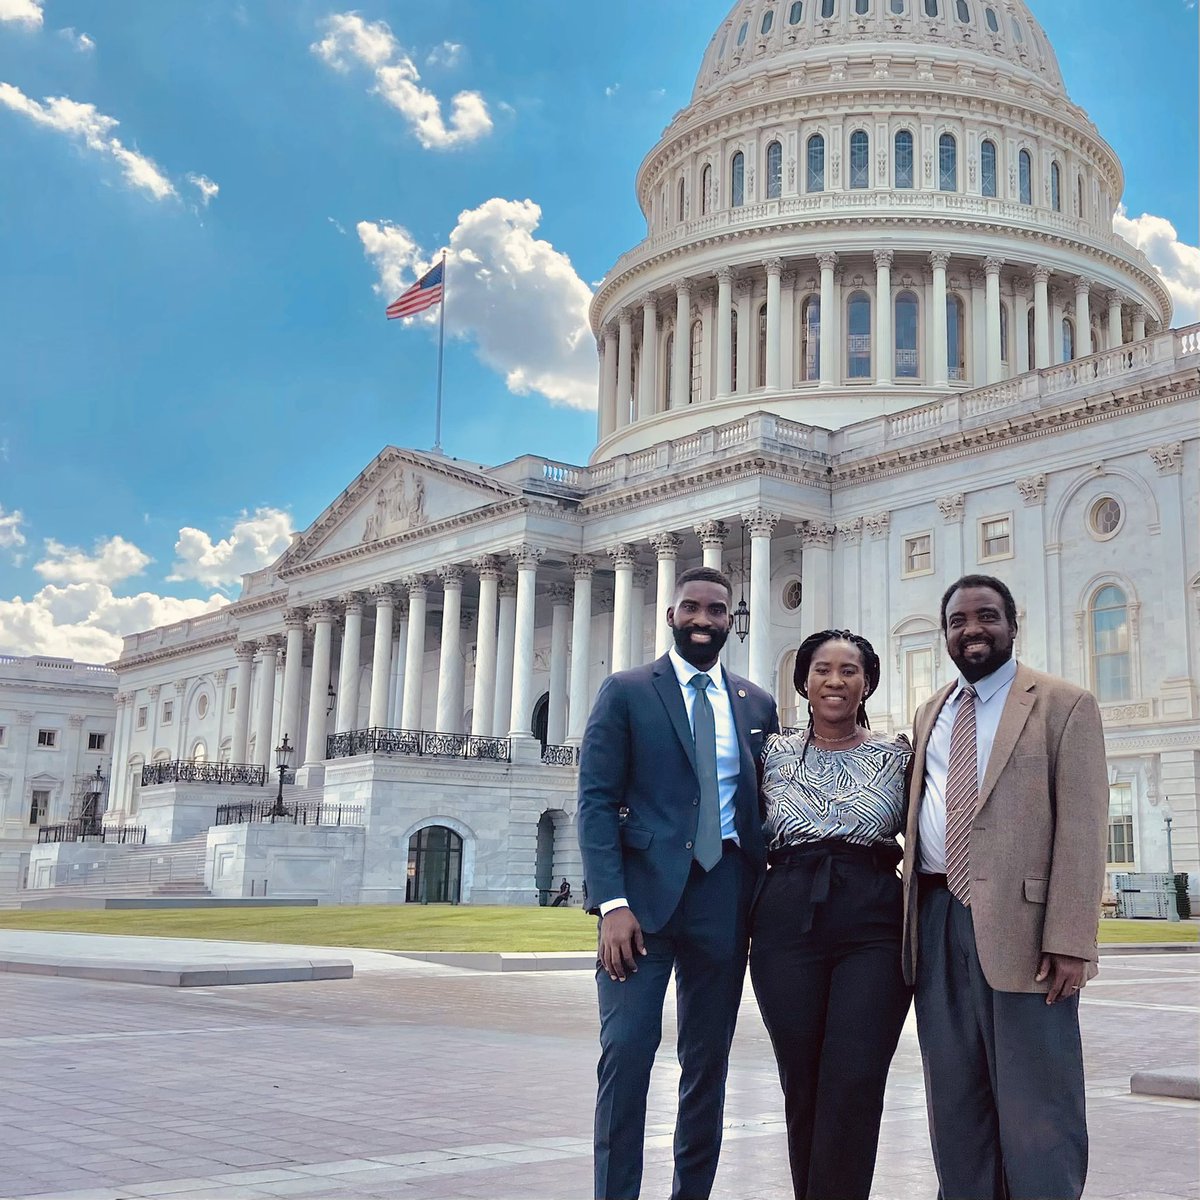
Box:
[362,469,427,543]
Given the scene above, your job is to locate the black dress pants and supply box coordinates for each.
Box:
[750,842,912,1200]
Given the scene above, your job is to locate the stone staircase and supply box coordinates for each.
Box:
[21,834,212,903]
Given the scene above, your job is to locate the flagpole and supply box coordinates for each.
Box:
[433,251,447,454]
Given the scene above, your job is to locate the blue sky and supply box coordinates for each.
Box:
[0,0,1196,660]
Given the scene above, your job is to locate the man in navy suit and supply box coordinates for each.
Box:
[578,566,780,1200]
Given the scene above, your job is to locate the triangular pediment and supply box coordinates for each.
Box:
[281,447,522,565]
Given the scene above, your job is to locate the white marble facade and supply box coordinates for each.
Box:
[99,1,1198,906]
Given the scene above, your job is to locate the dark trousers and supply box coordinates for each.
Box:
[749,844,912,1200]
[916,883,1088,1200]
[594,844,754,1200]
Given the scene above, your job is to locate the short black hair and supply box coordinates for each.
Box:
[939,574,1018,632]
[674,566,732,599]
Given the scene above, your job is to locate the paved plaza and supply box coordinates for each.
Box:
[0,943,1195,1200]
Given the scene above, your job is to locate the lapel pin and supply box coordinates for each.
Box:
[737,688,747,698]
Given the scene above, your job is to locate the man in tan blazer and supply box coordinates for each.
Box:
[901,574,1108,1200]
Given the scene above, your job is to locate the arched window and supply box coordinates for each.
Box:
[736,20,749,45]
[947,294,966,380]
[895,291,919,378]
[1011,15,1023,41]
[663,330,674,406]
[731,152,745,207]
[890,0,905,11]
[855,0,869,14]
[894,130,914,188]
[761,8,775,33]
[191,741,207,764]
[849,130,870,188]
[980,139,997,198]
[821,0,836,17]
[1019,149,1033,204]
[955,0,970,20]
[924,0,938,13]
[801,295,821,380]
[1061,317,1075,361]
[1026,305,1036,368]
[1090,585,1131,701]
[677,177,686,222]
[999,301,1009,367]
[938,133,957,191]
[700,163,711,215]
[766,140,783,199]
[789,1,804,23]
[847,291,871,379]
[730,309,739,390]
[984,5,999,31]
[806,134,825,192]
[1076,173,1085,218]
[756,301,768,388]
[690,319,703,403]
[407,825,464,903]
[1050,161,1062,212]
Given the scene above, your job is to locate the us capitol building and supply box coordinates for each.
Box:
[29,0,1197,907]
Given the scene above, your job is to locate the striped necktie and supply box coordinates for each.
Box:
[944,685,978,906]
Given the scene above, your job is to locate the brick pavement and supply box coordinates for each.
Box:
[0,951,1194,1200]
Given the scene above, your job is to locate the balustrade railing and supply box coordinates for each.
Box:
[541,744,580,767]
[37,823,147,845]
[141,761,267,787]
[215,800,364,827]
[326,727,512,763]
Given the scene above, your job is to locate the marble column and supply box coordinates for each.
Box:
[1033,265,1051,368]
[600,326,618,439]
[616,311,633,429]
[608,543,637,674]
[280,609,307,752]
[367,585,396,729]
[873,250,893,386]
[930,251,950,387]
[1075,277,1093,357]
[253,637,280,765]
[818,252,838,386]
[401,577,428,730]
[716,267,734,397]
[764,258,783,390]
[547,585,572,745]
[508,546,544,740]
[984,256,1004,383]
[650,532,682,657]
[567,556,595,744]
[388,604,408,727]
[1132,305,1147,342]
[493,579,518,737]
[335,594,364,733]
[695,520,728,572]
[798,521,835,634]
[1107,291,1124,348]
[672,280,691,408]
[230,641,256,763]
[744,510,780,690]
[639,296,658,418]
[303,601,336,765]
[630,567,651,668]
[435,565,465,733]
[470,555,502,737]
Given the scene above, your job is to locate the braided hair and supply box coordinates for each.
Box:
[793,629,882,759]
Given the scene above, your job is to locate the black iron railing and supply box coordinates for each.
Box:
[326,728,511,763]
[37,823,147,845]
[141,761,268,787]
[214,800,365,827]
[541,743,579,767]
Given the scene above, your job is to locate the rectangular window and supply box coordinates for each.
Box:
[29,789,50,825]
[228,686,238,712]
[1106,783,1135,867]
[136,706,148,731]
[87,732,107,751]
[979,514,1013,561]
[0,726,6,747]
[906,648,935,723]
[161,700,174,726]
[903,533,933,576]
[36,729,57,748]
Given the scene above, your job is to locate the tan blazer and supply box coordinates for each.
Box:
[901,662,1109,994]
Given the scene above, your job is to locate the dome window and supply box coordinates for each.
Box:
[690,320,703,403]
[984,6,999,33]
[1018,149,1033,205]
[894,130,914,188]
[947,295,966,380]
[1050,162,1062,212]
[821,0,836,19]
[757,302,769,388]
[801,296,821,380]
[1076,173,1085,218]
[701,163,712,215]
[849,130,870,189]
[891,0,905,12]
[806,134,825,192]
[1011,16,1023,42]
[678,178,686,222]
[924,0,938,15]
[761,9,775,35]
[736,20,749,46]
[854,0,869,15]
[1000,301,1009,366]
[1061,317,1075,362]
[895,291,920,378]
[955,0,970,22]
[847,292,872,379]
[938,133,958,192]
[663,330,674,407]
[730,309,739,388]
[789,0,804,23]
[731,151,746,207]
[766,140,783,199]
[980,139,997,198]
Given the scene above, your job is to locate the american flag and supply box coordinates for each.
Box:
[386,260,444,320]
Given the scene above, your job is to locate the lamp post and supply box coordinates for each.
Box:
[733,523,750,643]
[85,765,104,836]
[270,734,294,819]
[1164,803,1179,923]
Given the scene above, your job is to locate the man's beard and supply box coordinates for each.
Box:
[672,623,730,666]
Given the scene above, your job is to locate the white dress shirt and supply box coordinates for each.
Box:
[599,646,742,917]
[918,656,1018,874]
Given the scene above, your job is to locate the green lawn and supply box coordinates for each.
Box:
[0,906,1192,951]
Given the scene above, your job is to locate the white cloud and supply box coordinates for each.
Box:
[0,583,228,662]
[357,198,597,410]
[312,13,492,150]
[186,172,219,205]
[0,505,26,551]
[35,535,152,586]
[0,0,42,27]
[426,41,462,68]
[0,83,176,200]
[1113,205,1200,326]
[167,507,293,588]
[605,83,620,97]
[59,26,94,50]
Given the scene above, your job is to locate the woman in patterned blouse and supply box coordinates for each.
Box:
[749,629,913,1200]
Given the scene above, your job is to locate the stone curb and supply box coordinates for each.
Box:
[393,951,595,972]
[1130,1067,1200,1101]
[0,953,354,986]
[1100,942,1199,955]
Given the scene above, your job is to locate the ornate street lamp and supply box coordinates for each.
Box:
[733,522,750,642]
[325,681,336,716]
[84,764,104,836]
[270,734,294,819]
[1164,802,1179,923]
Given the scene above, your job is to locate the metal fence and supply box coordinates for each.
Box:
[215,800,365,827]
[37,823,147,845]
[326,728,511,763]
[141,761,268,787]
[541,744,579,767]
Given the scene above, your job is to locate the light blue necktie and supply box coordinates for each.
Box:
[689,673,723,871]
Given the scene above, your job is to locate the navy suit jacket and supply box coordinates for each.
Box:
[576,653,780,934]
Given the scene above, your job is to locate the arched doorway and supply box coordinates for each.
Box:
[531,691,549,747]
[406,825,463,903]
[534,808,582,905]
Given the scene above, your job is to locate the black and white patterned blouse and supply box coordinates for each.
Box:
[761,732,911,852]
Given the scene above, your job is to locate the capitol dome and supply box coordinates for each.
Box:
[589,0,1172,460]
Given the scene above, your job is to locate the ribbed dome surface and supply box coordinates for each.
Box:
[694,0,1065,100]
